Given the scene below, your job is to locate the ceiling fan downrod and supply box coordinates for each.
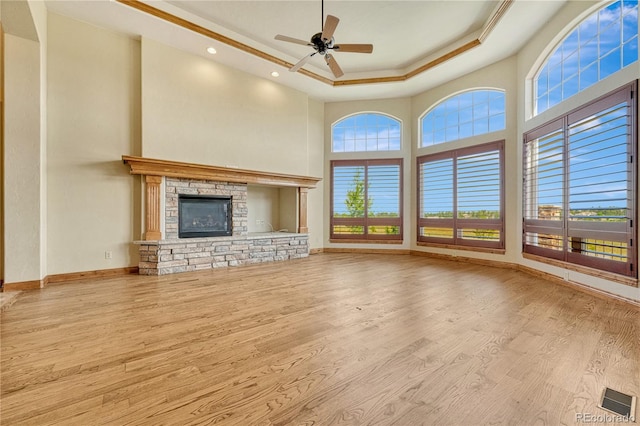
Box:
[273,0,373,78]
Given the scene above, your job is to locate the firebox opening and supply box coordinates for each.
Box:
[178,195,232,238]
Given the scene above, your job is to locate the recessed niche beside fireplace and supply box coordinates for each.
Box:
[178,195,232,238]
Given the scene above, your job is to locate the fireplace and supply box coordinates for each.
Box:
[178,195,232,238]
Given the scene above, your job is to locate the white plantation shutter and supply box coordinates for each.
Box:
[418,141,504,249]
[419,154,454,240]
[524,83,636,276]
[457,148,503,243]
[523,120,565,259]
[332,165,366,218]
[368,165,401,218]
[330,159,403,241]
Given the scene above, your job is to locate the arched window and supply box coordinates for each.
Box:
[420,89,505,147]
[332,112,401,152]
[535,0,638,114]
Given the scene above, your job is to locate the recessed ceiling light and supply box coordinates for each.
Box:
[271,71,280,77]
[206,47,217,55]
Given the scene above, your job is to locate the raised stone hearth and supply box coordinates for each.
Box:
[137,233,309,275]
[123,156,321,276]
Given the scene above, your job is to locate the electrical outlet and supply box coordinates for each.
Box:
[256,219,264,226]
[105,251,113,260]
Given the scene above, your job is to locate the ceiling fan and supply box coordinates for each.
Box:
[274,0,373,78]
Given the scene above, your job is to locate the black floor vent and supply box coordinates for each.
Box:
[599,387,636,418]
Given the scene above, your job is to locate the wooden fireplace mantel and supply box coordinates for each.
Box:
[122,155,322,240]
[122,155,321,188]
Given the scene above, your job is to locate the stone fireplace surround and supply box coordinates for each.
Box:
[123,156,321,276]
[165,178,247,240]
[137,177,308,275]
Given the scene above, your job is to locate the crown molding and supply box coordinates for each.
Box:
[116,0,513,87]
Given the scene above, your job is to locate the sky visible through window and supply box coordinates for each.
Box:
[536,0,638,114]
[527,102,630,219]
[333,165,400,216]
[420,151,501,218]
[569,104,629,217]
[421,90,506,147]
[332,113,401,152]
[524,84,634,271]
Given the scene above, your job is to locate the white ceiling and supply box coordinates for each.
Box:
[44,0,568,102]
[168,1,496,73]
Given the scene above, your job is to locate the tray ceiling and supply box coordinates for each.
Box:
[44,0,568,101]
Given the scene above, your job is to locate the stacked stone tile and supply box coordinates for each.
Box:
[138,234,309,275]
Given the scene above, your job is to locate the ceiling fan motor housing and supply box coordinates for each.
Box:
[311,32,334,55]
[275,12,371,78]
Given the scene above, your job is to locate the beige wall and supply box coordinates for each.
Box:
[43,15,325,275]
[29,0,48,284]
[1,22,4,282]
[47,13,141,274]
[247,185,280,232]
[140,38,311,176]
[3,33,42,282]
[1,0,47,285]
[306,98,324,249]
[278,187,298,233]
[245,186,298,233]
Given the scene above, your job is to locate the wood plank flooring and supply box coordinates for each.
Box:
[1,253,638,425]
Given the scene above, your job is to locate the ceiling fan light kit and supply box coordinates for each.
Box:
[274,1,373,78]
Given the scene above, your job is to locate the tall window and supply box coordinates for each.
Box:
[535,0,638,114]
[332,113,401,152]
[420,89,505,147]
[331,159,402,241]
[417,141,504,249]
[524,83,636,277]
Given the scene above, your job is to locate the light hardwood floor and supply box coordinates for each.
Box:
[1,253,638,425]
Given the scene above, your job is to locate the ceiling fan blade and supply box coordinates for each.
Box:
[325,53,344,78]
[333,44,373,54]
[275,34,312,47]
[321,15,339,41]
[290,52,315,73]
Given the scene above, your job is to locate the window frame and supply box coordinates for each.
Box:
[420,89,506,148]
[330,158,404,242]
[331,112,402,153]
[533,0,638,115]
[523,82,637,278]
[417,140,505,251]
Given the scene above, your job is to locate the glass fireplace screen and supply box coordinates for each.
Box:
[178,195,232,238]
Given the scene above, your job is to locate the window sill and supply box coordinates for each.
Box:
[416,241,505,255]
[522,253,638,288]
[330,239,403,245]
